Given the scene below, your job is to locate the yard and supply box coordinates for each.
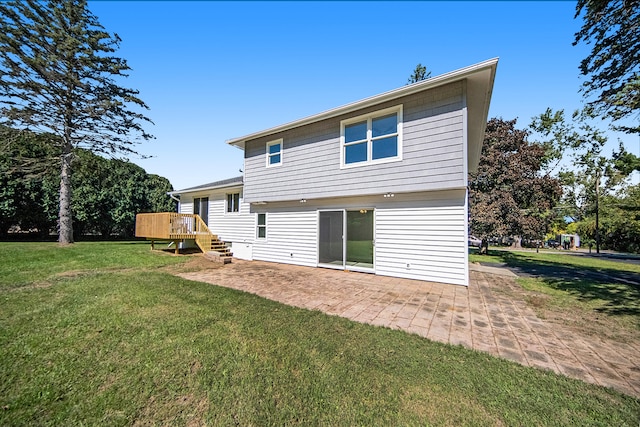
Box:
[1,242,638,425]
[469,248,640,342]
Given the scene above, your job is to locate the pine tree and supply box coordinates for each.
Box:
[407,63,431,84]
[574,0,639,134]
[0,0,153,244]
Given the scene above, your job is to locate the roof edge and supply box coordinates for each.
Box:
[227,58,499,149]
[168,176,244,196]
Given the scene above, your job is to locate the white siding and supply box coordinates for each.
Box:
[375,191,468,286]
[241,191,467,286]
[178,188,468,286]
[180,201,193,214]
[207,194,255,243]
[179,189,255,244]
[252,210,318,267]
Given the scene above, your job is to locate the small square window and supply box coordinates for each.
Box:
[266,139,282,167]
[257,213,266,239]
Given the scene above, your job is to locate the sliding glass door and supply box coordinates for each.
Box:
[319,211,343,266]
[346,209,374,269]
[318,209,374,271]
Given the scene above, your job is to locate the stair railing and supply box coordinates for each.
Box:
[193,214,212,253]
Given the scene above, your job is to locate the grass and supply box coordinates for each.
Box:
[1,242,638,425]
[470,248,640,336]
[0,241,186,291]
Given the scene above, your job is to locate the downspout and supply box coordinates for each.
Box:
[168,192,180,213]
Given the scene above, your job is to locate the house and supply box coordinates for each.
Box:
[155,59,497,286]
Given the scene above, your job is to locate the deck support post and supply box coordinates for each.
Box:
[174,240,180,255]
[151,240,155,250]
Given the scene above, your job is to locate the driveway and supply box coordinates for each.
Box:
[178,260,640,398]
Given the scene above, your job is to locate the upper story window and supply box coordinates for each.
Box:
[226,193,240,213]
[340,105,403,168]
[266,139,283,167]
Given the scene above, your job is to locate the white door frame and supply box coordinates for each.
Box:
[316,208,375,273]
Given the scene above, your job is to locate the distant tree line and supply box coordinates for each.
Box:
[468,114,640,254]
[466,0,640,254]
[0,126,175,239]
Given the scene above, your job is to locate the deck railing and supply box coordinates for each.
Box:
[192,214,212,254]
[135,212,213,248]
[136,212,193,239]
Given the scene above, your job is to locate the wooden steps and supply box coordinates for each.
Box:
[204,250,233,264]
[135,212,232,261]
[207,236,233,258]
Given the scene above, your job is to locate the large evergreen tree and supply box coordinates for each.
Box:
[0,0,153,244]
[574,0,639,134]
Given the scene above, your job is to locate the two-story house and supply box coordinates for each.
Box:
[168,59,497,286]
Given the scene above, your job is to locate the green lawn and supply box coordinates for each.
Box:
[1,242,638,425]
[470,248,640,334]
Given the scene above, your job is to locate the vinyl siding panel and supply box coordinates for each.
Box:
[252,210,318,267]
[241,190,467,286]
[208,196,255,243]
[179,202,193,215]
[243,82,466,203]
[375,191,468,286]
[179,190,254,243]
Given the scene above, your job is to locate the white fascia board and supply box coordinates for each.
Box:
[168,181,244,197]
[227,58,499,150]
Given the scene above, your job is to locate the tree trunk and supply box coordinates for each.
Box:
[479,238,489,255]
[58,145,74,245]
[595,170,600,254]
[511,236,522,249]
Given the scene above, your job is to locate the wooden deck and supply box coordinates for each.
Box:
[135,213,231,257]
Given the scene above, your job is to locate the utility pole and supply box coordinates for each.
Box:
[595,168,600,254]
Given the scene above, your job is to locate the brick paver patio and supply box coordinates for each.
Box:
[178,260,640,398]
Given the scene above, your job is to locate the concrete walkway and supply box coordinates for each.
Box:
[178,260,640,398]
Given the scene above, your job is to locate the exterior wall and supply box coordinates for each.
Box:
[178,187,254,242]
[246,190,468,286]
[207,195,254,243]
[243,81,466,203]
[179,201,193,215]
[251,208,318,267]
[374,192,467,285]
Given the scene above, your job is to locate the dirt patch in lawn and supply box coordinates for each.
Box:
[160,253,224,274]
[488,274,640,345]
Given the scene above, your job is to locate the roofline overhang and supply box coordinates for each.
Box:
[226,58,498,151]
[168,180,244,196]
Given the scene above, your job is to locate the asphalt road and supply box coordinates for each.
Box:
[479,249,640,286]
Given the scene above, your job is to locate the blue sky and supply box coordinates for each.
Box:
[89,1,638,191]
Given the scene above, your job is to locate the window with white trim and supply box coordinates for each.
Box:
[226,193,240,213]
[256,213,266,239]
[266,139,282,167]
[341,106,402,167]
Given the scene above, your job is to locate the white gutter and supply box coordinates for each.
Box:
[227,58,499,149]
[168,180,243,196]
